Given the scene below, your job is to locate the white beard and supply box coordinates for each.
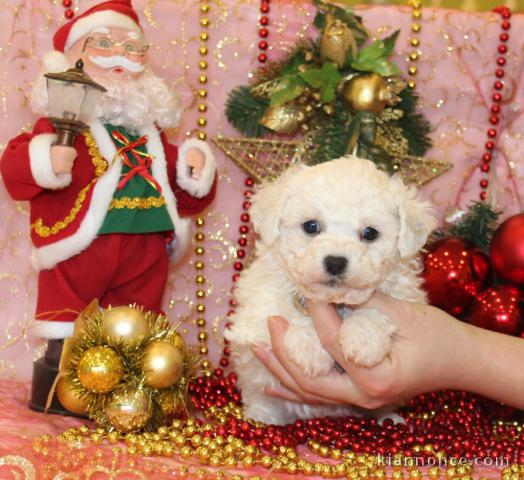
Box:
[30,65,182,131]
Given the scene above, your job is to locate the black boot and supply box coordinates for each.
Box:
[29,339,86,418]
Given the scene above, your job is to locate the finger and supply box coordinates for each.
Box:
[268,317,365,404]
[264,385,332,406]
[355,292,411,321]
[252,345,334,405]
[306,302,347,367]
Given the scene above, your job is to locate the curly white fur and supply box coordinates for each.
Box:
[225,156,437,425]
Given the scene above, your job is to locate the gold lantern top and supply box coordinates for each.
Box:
[44,59,107,145]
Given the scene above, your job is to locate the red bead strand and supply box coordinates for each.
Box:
[479,6,512,201]
[62,0,74,19]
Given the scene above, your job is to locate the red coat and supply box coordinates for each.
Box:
[1,117,217,270]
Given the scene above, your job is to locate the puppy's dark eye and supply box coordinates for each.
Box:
[361,226,379,242]
[302,220,321,235]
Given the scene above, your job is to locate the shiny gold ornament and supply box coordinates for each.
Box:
[341,73,400,115]
[101,306,148,346]
[77,346,124,393]
[158,391,185,418]
[168,332,186,352]
[141,340,184,389]
[56,376,88,414]
[106,388,152,433]
[320,15,357,68]
[259,104,304,134]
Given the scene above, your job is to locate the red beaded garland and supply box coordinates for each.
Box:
[188,369,524,461]
[477,7,511,202]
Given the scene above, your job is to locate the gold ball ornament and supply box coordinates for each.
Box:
[168,332,186,352]
[141,340,184,389]
[77,346,124,393]
[106,388,152,433]
[259,104,304,134]
[341,73,393,115]
[158,391,186,419]
[100,306,148,345]
[56,376,88,414]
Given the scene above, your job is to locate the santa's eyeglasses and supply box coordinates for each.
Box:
[82,35,150,57]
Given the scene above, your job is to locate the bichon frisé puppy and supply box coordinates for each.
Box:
[225,155,437,425]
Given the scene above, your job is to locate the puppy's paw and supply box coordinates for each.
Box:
[338,309,397,367]
[283,325,334,376]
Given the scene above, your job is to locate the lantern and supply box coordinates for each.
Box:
[44,59,106,146]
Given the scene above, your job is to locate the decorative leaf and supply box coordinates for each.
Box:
[299,62,342,103]
[300,68,323,88]
[396,88,432,156]
[281,55,308,76]
[270,75,305,106]
[383,30,400,57]
[445,201,501,253]
[313,11,326,30]
[225,86,270,138]
[350,30,401,74]
[373,59,401,76]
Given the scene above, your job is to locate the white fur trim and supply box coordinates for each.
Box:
[42,50,70,73]
[31,122,189,269]
[177,139,216,198]
[29,134,72,190]
[31,120,122,270]
[31,320,74,339]
[143,125,191,259]
[65,11,143,51]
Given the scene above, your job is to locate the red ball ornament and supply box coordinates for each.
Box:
[490,213,524,285]
[422,238,490,316]
[467,286,522,335]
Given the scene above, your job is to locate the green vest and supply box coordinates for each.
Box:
[98,125,174,235]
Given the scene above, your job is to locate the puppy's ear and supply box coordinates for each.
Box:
[250,164,306,245]
[396,181,437,258]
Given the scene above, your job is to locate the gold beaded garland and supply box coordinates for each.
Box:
[406,0,422,89]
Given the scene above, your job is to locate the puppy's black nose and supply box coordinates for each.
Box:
[323,255,348,276]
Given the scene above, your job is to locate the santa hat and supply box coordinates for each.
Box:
[43,0,143,72]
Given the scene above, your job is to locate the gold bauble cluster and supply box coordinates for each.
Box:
[59,305,194,433]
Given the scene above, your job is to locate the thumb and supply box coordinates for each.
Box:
[355,291,397,311]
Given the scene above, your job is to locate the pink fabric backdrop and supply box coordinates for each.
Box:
[0,0,523,381]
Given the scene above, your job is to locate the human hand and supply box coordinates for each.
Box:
[51,145,77,175]
[185,147,205,179]
[253,293,472,409]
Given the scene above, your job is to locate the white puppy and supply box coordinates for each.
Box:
[225,156,437,425]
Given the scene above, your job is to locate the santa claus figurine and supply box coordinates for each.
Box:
[0,0,217,413]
